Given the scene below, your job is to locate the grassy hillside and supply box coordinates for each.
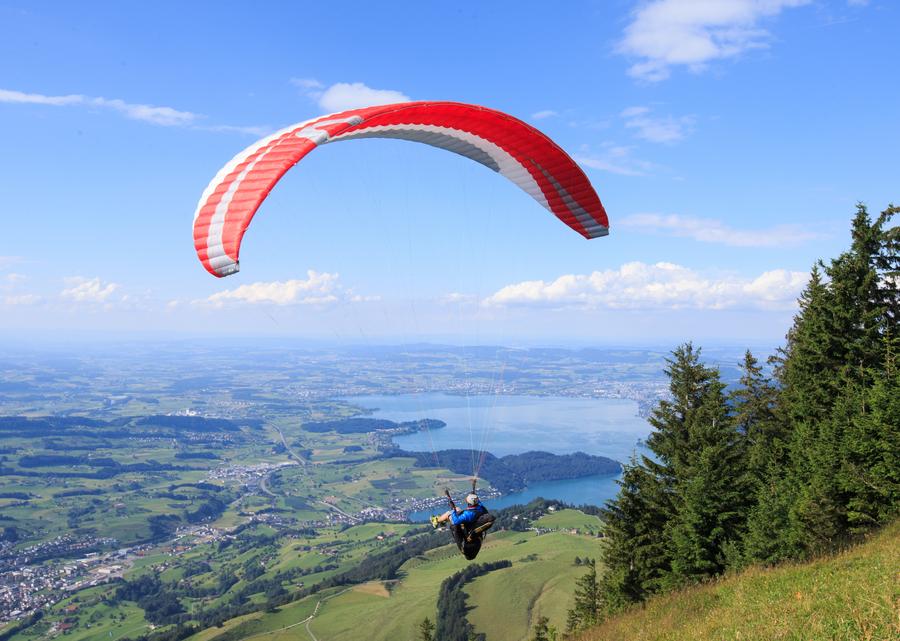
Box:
[193,529,603,641]
[533,508,603,533]
[579,520,900,641]
[306,530,603,641]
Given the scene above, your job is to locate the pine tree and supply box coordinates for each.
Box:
[839,352,900,532]
[565,559,601,634]
[666,370,749,583]
[530,616,550,641]
[639,344,718,587]
[417,617,435,641]
[737,352,793,566]
[765,204,899,556]
[730,350,780,484]
[598,457,668,610]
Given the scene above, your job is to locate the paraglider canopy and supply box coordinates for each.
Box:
[193,101,609,277]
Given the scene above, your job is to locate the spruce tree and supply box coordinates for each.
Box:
[730,350,780,484]
[761,204,899,556]
[667,369,749,583]
[598,457,668,610]
[530,616,551,641]
[839,356,900,532]
[417,617,435,641]
[638,343,717,587]
[565,559,601,634]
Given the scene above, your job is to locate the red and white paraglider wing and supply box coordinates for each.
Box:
[193,101,608,277]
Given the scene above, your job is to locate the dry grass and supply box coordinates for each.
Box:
[580,520,900,641]
[352,581,391,598]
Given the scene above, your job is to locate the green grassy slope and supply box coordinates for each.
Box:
[533,508,603,533]
[216,530,603,641]
[306,530,603,641]
[580,520,900,641]
[466,537,602,641]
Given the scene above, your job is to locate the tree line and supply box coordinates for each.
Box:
[394,449,619,492]
[576,204,899,631]
[419,560,512,641]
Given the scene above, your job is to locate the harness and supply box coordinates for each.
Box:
[462,504,495,542]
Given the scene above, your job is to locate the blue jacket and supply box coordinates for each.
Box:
[450,503,487,527]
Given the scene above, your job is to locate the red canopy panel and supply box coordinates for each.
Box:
[193,101,609,277]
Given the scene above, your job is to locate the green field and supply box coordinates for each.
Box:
[580,520,900,641]
[533,508,603,533]
[288,530,603,641]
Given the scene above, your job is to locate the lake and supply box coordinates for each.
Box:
[346,393,652,519]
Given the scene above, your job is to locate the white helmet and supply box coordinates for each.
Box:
[466,493,480,506]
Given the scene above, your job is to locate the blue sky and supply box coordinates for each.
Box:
[1,0,897,346]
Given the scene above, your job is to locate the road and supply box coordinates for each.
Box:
[275,426,307,468]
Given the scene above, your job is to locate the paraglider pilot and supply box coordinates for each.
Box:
[431,492,494,560]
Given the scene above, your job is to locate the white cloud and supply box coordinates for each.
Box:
[484,262,808,311]
[89,97,197,126]
[317,83,410,112]
[619,0,811,81]
[0,88,199,126]
[293,79,410,112]
[198,270,364,307]
[3,294,41,306]
[0,89,84,106]
[1,271,37,305]
[621,106,694,143]
[532,110,558,120]
[574,143,657,177]
[61,277,120,303]
[290,78,325,90]
[619,212,822,247]
[1,88,268,134]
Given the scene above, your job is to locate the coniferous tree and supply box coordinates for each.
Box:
[638,343,717,587]
[417,617,435,641]
[565,559,601,634]
[530,616,551,641]
[730,350,780,484]
[744,204,899,560]
[598,458,668,610]
[778,205,898,553]
[839,353,900,532]
[667,372,749,583]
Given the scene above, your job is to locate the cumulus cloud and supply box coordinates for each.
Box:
[532,110,558,120]
[61,277,120,303]
[484,262,808,311]
[574,144,657,177]
[619,0,811,81]
[292,79,410,112]
[621,106,694,144]
[197,270,376,307]
[619,212,822,247]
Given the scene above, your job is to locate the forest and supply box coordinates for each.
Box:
[394,449,620,492]
[574,204,899,634]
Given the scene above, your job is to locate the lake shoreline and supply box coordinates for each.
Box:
[342,392,650,516]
